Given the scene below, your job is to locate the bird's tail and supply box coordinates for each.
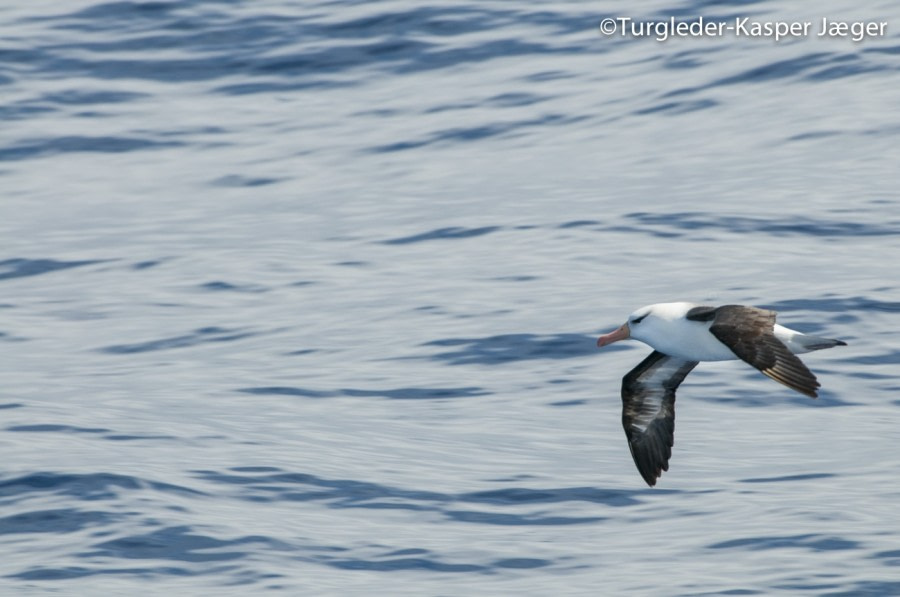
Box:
[774,324,847,354]
[794,335,847,352]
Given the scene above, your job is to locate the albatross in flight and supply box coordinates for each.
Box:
[596,302,846,486]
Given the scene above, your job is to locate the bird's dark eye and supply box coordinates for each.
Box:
[631,314,647,324]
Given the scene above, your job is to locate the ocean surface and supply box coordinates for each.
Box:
[2,1,900,595]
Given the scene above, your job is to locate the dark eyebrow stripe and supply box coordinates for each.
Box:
[632,313,648,324]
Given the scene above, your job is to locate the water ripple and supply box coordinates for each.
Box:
[379,226,501,245]
[99,326,260,354]
[0,258,107,281]
[422,333,597,365]
[194,468,656,514]
[0,508,119,535]
[624,212,900,237]
[0,472,204,502]
[237,386,489,400]
[0,136,182,161]
[708,534,859,552]
[81,526,287,563]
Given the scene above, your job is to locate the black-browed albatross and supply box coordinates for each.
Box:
[596,302,846,486]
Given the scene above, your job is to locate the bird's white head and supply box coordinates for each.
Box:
[597,302,696,348]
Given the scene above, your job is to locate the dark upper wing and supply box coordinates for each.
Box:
[707,305,820,398]
[621,351,698,487]
[685,305,718,321]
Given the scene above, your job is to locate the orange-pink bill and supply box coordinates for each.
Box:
[597,323,630,347]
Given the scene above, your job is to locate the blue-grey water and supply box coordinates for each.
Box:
[2,1,900,595]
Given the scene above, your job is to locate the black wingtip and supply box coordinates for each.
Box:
[637,466,659,487]
[629,441,665,487]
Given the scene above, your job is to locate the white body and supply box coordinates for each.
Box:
[626,302,818,362]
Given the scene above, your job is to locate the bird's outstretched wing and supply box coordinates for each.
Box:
[621,351,698,487]
[701,305,820,398]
